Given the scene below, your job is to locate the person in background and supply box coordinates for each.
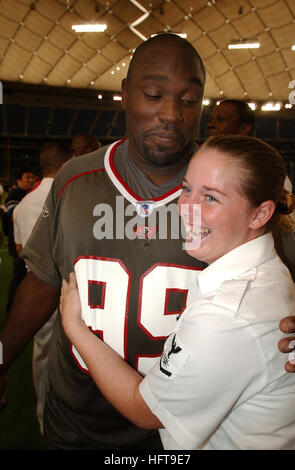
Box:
[207,99,293,192]
[71,134,101,157]
[2,167,35,313]
[206,99,255,137]
[60,135,295,450]
[13,142,72,435]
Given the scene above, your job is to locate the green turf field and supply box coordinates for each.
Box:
[0,231,50,449]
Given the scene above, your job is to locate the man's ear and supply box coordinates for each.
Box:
[121,78,128,110]
[239,123,253,136]
[249,200,276,230]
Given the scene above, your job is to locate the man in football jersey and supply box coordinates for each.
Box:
[0,33,294,449]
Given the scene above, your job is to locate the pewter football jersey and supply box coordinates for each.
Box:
[22,139,206,449]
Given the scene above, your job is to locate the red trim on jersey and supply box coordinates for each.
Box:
[73,255,131,370]
[135,353,162,373]
[88,280,106,310]
[57,168,105,200]
[29,180,42,192]
[108,140,183,202]
[137,263,203,341]
[164,288,188,316]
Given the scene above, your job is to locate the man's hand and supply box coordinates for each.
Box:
[278,315,295,372]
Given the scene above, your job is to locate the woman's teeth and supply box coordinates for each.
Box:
[187,227,211,240]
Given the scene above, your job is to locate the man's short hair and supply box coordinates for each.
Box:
[220,99,255,133]
[14,167,33,181]
[39,141,72,176]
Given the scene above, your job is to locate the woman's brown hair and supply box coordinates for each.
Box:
[201,135,295,233]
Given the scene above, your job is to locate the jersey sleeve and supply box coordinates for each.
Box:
[21,180,61,287]
[139,302,267,449]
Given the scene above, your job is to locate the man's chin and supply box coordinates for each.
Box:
[143,142,188,167]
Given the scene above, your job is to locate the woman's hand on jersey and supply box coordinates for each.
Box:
[278,315,295,372]
[60,272,86,341]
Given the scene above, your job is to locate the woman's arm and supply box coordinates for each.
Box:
[60,273,163,429]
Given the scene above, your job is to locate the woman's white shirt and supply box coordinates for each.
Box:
[140,233,295,450]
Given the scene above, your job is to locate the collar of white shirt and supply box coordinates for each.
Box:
[197,233,276,297]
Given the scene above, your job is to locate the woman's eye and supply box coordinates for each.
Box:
[205,194,217,203]
[181,185,191,194]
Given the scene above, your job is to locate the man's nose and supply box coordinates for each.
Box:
[158,98,183,124]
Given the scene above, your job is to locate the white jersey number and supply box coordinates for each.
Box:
[71,257,200,375]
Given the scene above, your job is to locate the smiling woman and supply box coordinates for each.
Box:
[60,135,295,450]
[178,135,293,265]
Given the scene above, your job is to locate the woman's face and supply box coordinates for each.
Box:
[178,148,261,265]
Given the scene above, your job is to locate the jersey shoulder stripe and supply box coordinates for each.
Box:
[52,145,108,200]
[57,168,105,200]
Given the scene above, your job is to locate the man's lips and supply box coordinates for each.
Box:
[148,131,183,145]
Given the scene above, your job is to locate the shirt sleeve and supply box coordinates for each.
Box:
[13,205,22,245]
[139,302,267,449]
[21,182,61,288]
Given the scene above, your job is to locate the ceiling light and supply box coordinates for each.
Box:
[285,103,292,108]
[292,45,295,51]
[72,24,107,33]
[97,94,103,100]
[247,102,256,110]
[202,99,211,106]
[113,95,122,101]
[261,102,281,111]
[228,39,260,49]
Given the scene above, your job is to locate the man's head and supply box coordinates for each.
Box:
[15,168,35,191]
[206,99,255,138]
[71,134,101,157]
[39,142,73,177]
[121,33,206,172]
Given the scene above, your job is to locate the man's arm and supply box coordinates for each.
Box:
[278,316,295,372]
[0,271,59,406]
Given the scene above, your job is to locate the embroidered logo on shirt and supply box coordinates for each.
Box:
[159,334,182,377]
[42,205,49,218]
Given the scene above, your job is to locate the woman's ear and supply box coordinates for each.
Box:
[249,200,276,230]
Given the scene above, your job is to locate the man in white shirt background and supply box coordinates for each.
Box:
[13,141,72,434]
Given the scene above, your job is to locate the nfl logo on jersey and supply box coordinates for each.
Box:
[136,200,156,218]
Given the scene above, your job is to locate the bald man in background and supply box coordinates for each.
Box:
[13,141,72,434]
[71,134,101,157]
